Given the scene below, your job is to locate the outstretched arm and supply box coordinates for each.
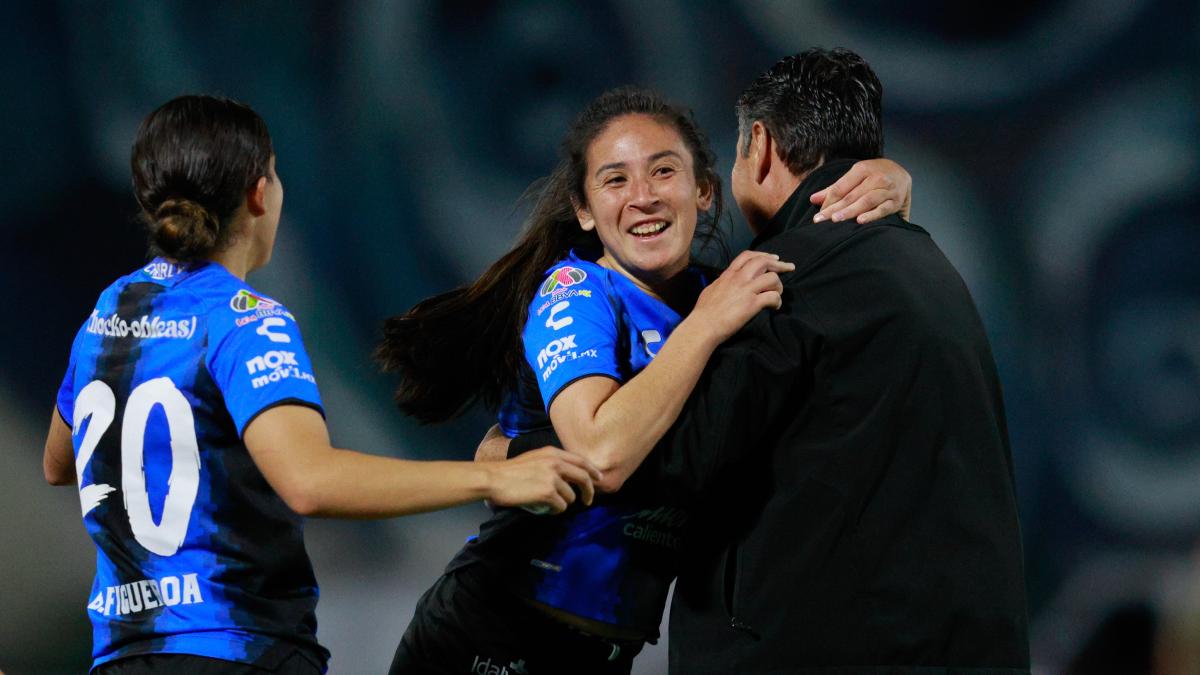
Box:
[43,408,75,486]
[548,251,791,493]
[244,405,598,517]
[475,424,511,463]
[810,158,912,223]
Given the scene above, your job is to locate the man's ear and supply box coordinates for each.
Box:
[573,199,595,232]
[246,176,268,217]
[751,121,773,185]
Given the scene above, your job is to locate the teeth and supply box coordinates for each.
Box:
[631,221,667,235]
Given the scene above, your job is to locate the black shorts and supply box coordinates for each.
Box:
[93,652,321,675]
[390,566,645,675]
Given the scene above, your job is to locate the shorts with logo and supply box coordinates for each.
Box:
[389,564,644,675]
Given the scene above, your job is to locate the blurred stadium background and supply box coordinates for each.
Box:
[2,1,1197,672]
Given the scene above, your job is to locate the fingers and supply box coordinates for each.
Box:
[855,200,896,225]
[810,162,868,214]
[727,249,770,272]
[556,448,603,482]
[554,477,576,510]
[556,458,597,506]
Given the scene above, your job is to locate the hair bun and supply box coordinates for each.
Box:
[152,198,221,261]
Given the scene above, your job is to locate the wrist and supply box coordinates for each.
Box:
[676,314,724,352]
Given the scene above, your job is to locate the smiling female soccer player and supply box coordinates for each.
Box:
[378,87,911,674]
[42,95,599,675]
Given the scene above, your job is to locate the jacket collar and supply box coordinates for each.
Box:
[750,158,861,249]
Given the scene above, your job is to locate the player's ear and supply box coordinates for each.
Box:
[573,198,595,232]
[696,176,714,211]
[246,176,268,217]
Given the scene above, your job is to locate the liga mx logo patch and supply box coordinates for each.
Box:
[539,266,587,296]
[230,289,279,313]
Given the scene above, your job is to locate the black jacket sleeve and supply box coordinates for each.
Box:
[650,305,811,499]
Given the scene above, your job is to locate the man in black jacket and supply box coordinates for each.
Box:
[652,48,1030,674]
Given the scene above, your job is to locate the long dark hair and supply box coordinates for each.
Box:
[131,95,274,262]
[377,86,724,424]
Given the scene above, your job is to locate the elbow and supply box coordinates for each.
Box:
[591,446,633,493]
[272,474,323,517]
[596,470,628,494]
[43,455,74,486]
[44,466,74,486]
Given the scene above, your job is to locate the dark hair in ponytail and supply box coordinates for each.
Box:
[377,86,723,424]
[131,94,274,262]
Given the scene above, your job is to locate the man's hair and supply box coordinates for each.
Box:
[736,47,883,176]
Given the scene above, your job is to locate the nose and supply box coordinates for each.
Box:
[626,174,660,211]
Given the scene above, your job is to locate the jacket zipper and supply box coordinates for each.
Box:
[723,545,760,640]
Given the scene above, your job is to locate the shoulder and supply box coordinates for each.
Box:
[527,258,614,327]
[184,268,299,341]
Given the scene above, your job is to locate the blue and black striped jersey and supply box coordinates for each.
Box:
[55,258,329,671]
[470,249,705,635]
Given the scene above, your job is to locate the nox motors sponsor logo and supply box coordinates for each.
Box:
[86,310,197,340]
[538,266,587,296]
[87,572,204,617]
[245,351,315,389]
[536,335,577,368]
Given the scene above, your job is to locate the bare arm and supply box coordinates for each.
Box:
[243,405,597,517]
[475,424,512,463]
[549,251,791,492]
[44,408,75,486]
[810,158,912,223]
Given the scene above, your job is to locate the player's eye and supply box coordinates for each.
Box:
[603,175,626,186]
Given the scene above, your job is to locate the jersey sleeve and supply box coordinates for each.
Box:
[55,321,89,427]
[207,302,324,436]
[523,264,622,411]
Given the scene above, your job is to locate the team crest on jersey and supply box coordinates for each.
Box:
[229,289,279,313]
[539,266,587,296]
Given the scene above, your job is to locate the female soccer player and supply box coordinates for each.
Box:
[378,87,912,674]
[42,95,600,675]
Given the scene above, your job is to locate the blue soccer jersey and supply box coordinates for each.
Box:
[484,249,704,633]
[55,258,329,671]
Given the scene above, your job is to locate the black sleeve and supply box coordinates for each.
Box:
[650,307,809,499]
[508,427,562,458]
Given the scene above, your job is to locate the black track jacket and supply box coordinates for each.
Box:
[651,159,1030,674]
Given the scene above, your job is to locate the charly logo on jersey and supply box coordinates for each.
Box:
[86,310,197,340]
[539,266,587,297]
[245,350,315,389]
[142,260,182,280]
[471,655,528,675]
[87,572,204,617]
[545,301,573,331]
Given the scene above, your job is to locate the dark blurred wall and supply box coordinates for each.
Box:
[2,1,1196,672]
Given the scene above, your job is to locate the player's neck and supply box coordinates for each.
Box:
[208,243,257,281]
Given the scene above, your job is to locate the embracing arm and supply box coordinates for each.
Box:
[43,408,75,486]
[549,251,790,492]
[244,405,597,517]
[811,157,912,223]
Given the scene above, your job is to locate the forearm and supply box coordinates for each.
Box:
[561,316,718,487]
[287,448,493,518]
